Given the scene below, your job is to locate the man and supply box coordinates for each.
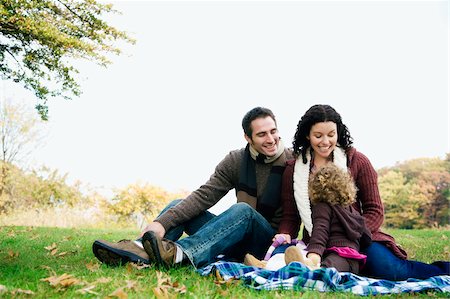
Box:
[93,107,293,269]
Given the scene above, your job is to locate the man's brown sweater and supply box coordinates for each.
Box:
[156,147,293,231]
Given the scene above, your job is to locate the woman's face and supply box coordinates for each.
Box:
[308,121,338,160]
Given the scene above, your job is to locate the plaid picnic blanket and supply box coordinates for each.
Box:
[198,261,450,295]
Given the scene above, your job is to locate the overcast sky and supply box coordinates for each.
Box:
[1,1,448,213]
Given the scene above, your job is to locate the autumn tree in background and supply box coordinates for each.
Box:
[0,99,45,196]
[105,183,189,227]
[0,163,88,214]
[0,0,134,120]
[378,155,450,229]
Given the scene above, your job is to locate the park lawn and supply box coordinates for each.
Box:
[0,226,448,298]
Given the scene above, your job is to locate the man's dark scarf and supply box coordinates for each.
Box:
[237,144,287,221]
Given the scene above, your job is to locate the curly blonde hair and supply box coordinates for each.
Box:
[308,163,357,206]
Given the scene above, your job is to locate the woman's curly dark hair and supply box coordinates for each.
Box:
[293,104,353,163]
[308,164,357,206]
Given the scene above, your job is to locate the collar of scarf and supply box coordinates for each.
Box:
[249,139,285,164]
[237,140,287,221]
[293,147,347,235]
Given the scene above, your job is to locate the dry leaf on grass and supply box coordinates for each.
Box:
[0,285,7,294]
[43,243,75,258]
[44,243,58,251]
[76,285,99,295]
[213,269,239,286]
[124,280,138,291]
[109,287,128,299]
[62,235,73,241]
[94,277,112,284]
[41,273,81,289]
[153,271,187,298]
[86,261,100,272]
[7,250,19,258]
[11,289,35,295]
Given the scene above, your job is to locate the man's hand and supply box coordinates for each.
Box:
[140,221,166,239]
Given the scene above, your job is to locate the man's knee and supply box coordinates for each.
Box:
[159,199,183,216]
[167,199,183,208]
[228,202,255,216]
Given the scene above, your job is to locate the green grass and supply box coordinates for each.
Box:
[0,226,448,298]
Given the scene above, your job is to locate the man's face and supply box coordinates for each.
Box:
[245,116,280,157]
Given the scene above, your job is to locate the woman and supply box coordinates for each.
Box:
[276,104,449,280]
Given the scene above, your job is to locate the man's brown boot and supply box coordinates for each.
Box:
[92,239,150,266]
[142,231,177,268]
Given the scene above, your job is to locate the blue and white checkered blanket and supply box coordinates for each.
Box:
[199,261,450,295]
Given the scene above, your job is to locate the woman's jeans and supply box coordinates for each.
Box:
[158,199,276,269]
[361,241,450,280]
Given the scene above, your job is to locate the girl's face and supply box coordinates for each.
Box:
[308,121,338,160]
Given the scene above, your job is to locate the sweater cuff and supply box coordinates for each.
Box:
[306,244,324,256]
[155,214,173,233]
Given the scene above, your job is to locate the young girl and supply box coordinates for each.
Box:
[284,163,371,274]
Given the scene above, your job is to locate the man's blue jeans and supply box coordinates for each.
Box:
[361,241,449,280]
[158,199,276,269]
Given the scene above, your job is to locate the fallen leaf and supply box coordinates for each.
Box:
[86,261,100,272]
[11,288,35,295]
[76,285,98,295]
[44,243,57,251]
[124,280,138,290]
[8,250,19,258]
[41,273,80,289]
[109,287,128,299]
[94,277,112,284]
[0,285,7,294]
[153,271,187,297]
[153,286,169,299]
[62,235,73,241]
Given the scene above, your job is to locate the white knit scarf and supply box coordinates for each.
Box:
[293,147,348,235]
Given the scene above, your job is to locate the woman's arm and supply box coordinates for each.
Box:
[277,161,301,238]
[350,150,384,233]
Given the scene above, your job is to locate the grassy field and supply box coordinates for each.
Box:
[0,226,448,298]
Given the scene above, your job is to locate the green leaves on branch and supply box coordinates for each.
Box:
[0,0,135,120]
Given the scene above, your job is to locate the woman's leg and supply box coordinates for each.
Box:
[361,241,449,280]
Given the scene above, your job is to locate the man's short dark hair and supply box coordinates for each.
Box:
[242,107,276,138]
